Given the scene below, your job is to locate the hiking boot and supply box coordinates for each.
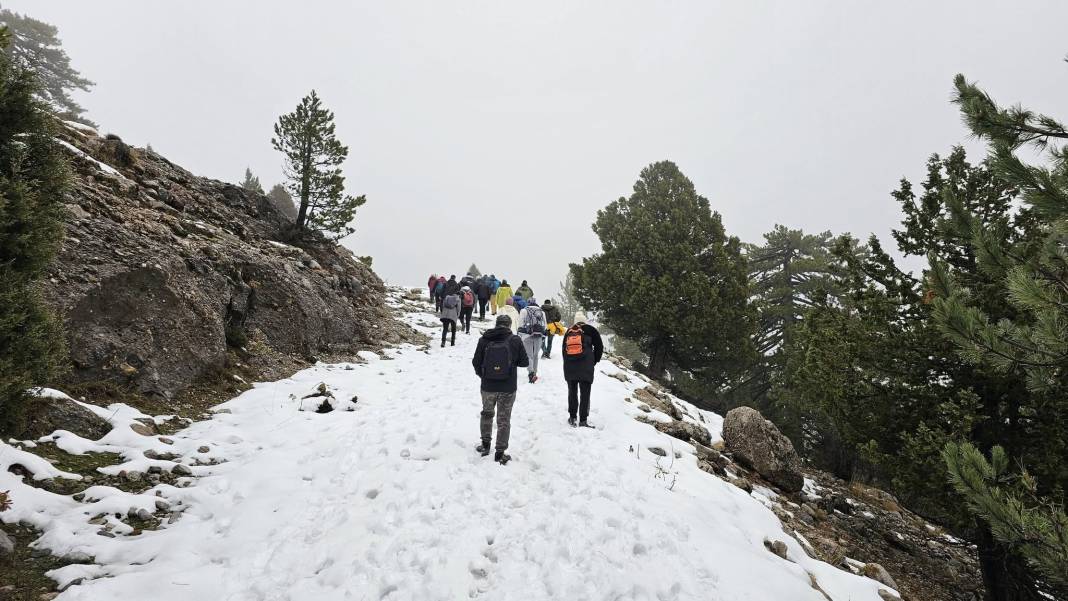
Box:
[528,373,538,384]
[440,341,445,348]
[494,451,511,465]
[568,416,577,427]
[579,420,594,428]
[476,441,491,457]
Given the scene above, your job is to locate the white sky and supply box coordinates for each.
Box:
[8,1,1068,297]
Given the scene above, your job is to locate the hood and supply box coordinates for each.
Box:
[482,326,513,341]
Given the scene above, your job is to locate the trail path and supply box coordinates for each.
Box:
[4,290,888,601]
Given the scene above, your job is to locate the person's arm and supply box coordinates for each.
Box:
[513,336,530,368]
[472,338,485,375]
[588,326,604,363]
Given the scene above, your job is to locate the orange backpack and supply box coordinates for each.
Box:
[563,325,587,359]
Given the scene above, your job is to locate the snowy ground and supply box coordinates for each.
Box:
[1,289,891,600]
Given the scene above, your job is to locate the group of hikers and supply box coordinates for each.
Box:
[426,272,604,464]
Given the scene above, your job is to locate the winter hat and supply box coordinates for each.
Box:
[543,299,552,305]
[573,312,588,324]
[462,285,470,291]
[495,314,512,328]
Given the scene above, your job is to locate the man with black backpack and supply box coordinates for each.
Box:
[561,312,604,427]
[471,314,529,464]
[518,299,547,384]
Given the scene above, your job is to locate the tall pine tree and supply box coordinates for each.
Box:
[0,9,93,126]
[266,183,297,222]
[272,90,366,240]
[240,167,264,194]
[0,27,69,434]
[571,160,755,383]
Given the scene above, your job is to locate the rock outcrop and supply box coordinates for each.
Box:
[722,406,804,493]
[44,124,420,404]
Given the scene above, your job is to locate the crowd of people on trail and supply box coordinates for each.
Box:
[427,271,604,465]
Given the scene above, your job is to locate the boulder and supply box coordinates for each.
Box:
[722,406,804,493]
[654,419,711,447]
[862,562,899,591]
[19,394,111,440]
[763,538,788,560]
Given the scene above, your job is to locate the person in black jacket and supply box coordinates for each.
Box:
[443,274,461,298]
[561,312,604,428]
[475,277,492,321]
[471,314,529,464]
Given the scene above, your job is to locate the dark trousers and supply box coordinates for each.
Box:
[440,319,456,345]
[567,380,592,420]
[480,391,516,451]
[477,299,488,320]
[460,307,473,333]
[435,295,444,312]
[542,335,554,357]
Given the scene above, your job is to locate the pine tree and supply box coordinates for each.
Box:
[556,271,582,325]
[272,90,366,240]
[240,167,263,194]
[467,264,481,277]
[570,160,755,382]
[0,9,94,126]
[0,27,69,435]
[927,73,1068,598]
[266,183,297,222]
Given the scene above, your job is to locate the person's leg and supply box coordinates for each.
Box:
[478,300,486,321]
[480,390,496,448]
[495,392,516,451]
[579,381,592,423]
[450,320,457,345]
[441,321,448,346]
[567,380,579,420]
[543,335,554,358]
[490,296,497,315]
[524,336,539,375]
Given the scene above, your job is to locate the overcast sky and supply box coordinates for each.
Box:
[8,1,1068,297]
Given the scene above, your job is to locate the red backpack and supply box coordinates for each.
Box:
[563,325,588,359]
[462,290,475,307]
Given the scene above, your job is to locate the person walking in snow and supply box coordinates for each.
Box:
[434,276,447,312]
[460,272,478,291]
[440,292,461,347]
[459,285,476,334]
[472,314,529,464]
[488,274,501,315]
[427,274,438,301]
[443,274,461,298]
[498,298,520,335]
[515,280,534,302]
[541,299,564,358]
[495,279,513,313]
[512,293,528,311]
[562,312,604,427]
[475,277,492,321]
[518,299,547,383]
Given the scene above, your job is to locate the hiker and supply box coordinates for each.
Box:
[562,312,604,427]
[440,291,461,347]
[518,299,547,383]
[488,274,501,315]
[495,279,513,313]
[443,274,461,298]
[498,298,520,335]
[459,285,476,334]
[516,280,534,301]
[460,272,478,290]
[541,299,564,358]
[471,314,529,464]
[434,276,447,312]
[475,277,492,321]
[512,293,528,311]
[427,274,438,301]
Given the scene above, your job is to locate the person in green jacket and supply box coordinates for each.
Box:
[516,280,534,301]
[495,280,514,310]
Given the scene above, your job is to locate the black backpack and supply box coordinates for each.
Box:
[482,339,513,380]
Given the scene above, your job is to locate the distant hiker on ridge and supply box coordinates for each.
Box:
[516,280,534,301]
[488,274,501,315]
[434,276,446,312]
[562,312,604,428]
[472,314,529,464]
[440,291,461,347]
[495,279,513,314]
[427,274,438,301]
[459,285,476,334]
[518,298,547,383]
[541,298,564,358]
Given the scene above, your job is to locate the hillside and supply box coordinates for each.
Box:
[0,287,940,601]
[38,122,418,418]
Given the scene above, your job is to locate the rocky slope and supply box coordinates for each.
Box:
[42,122,419,412]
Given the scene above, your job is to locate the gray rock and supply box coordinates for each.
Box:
[171,464,193,476]
[0,530,14,556]
[197,445,210,453]
[722,406,804,493]
[135,508,152,521]
[651,419,711,447]
[646,446,667,457]
[16,395,111,440]
[862,563,899,591]
[878,589,900,600]
[155,499,171,512]
[763,539,788,560]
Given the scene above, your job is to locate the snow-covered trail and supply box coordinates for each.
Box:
[20,291,888,600]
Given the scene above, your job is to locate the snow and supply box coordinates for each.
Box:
[53,138,126,179]
[1,288,890,600]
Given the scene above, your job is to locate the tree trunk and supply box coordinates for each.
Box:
[647,341,669,380]
[976,527,1042,601]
